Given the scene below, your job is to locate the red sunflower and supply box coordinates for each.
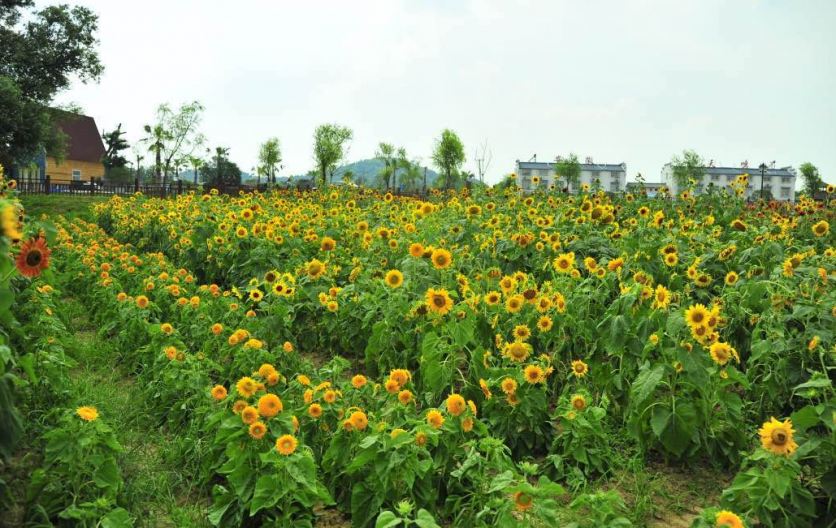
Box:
[15,237,51,277]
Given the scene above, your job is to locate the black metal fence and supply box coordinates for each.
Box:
[14,176,200,198]
[14,176,433,200]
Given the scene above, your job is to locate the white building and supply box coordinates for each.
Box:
[660,163,797,201]
[514,159,627,194]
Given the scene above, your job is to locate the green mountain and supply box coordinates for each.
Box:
[287,159,439,189]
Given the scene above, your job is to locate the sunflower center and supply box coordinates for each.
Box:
[771,429,788,445]
[432,295,445,307]
[26,249,43,267]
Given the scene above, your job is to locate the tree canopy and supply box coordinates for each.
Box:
[0,0,103,167]
[555,154,581,191]
[101,124,129,178]
[313,124,353,185]
[431,129,465,190]
[670,150,706,190]
[798,162,823,197]
[258,138,282,185]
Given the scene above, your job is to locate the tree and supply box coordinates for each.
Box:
[431,129,465,191]
[312,124,353,186]
[258,137,282,185]
[669,150,706,190]
[202,147,240,186]
[555,154,582,192]
[141,124,167,183]
[399,160,423,191]
[0,1,103,168]
[142,101,205,183]
[131,146,145,182]
[101,124,129,179]
[798,162,823,197]
[375,142,396,190]
[186,155,204,185]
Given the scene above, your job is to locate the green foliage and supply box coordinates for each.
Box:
[669,149,706,190]
[25,409,134,527]
[101,124,129,177]
[258,137,282,185]
[0,1,103,167]
[555,154,582,191]
[798,162,823,197]
[722,450,815,527]
[313,124,354,186]
[431,129,465,190]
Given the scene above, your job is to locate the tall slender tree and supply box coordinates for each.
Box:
[100,124,129,179]
[555,154,582,192]
[312,124,353,186]
[669,150,706,191]
[258,137,282,185]
[431,129,465,190]
[142,101,205,183]
[798,162,823,197]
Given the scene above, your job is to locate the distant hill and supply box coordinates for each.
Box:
[179,159,440,189]
[287,159,439,189]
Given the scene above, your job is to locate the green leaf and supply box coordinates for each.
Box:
[650,403,698,457]
[790,405,820,432]
[630,364,665,410]
[93,457,120,489]
[375,511,402,528]
[414,509,441,528]
[249,474,284,516]
[101,508,133,528]
[448,317,474,348]
[793,378,832,393]
[487,470,515,493]
[352,482,384,528]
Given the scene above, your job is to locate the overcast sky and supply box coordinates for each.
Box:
[52,0,836,184]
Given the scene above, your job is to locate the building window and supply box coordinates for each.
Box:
[72,169,82,181]
[711,174,720,181]
[591,171,600,179]
[726,174,735,181]
[781,187,791,198]
[610,181,620,192]
[781,176,791,184]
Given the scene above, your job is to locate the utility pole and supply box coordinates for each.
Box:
[759,162,768,201]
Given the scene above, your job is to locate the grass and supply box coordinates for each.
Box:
[59,297,212,528]
[19,194,110,221]
[0,294,211,528]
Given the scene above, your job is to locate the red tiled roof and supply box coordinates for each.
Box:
[56,115,106,163]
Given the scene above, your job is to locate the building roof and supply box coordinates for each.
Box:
[55,114,106,163]
[662,163,795,177]
[517,161,626,172]
[703,166,794,177]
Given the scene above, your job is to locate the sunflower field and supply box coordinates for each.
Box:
[2,168,836,528]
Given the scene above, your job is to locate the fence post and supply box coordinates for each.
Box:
[177,179,183,195]
[45,175,51,195]
[134,177,139,193]
[90,176,95,195]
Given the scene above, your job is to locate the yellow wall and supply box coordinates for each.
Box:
[45,157,105,181]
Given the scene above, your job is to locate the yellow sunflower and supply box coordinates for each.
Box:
[758,417,798,457]
[425,288,453,315]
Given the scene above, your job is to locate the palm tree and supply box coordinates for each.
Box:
[375,142,396,191]
[131,147,145,182]
[187,155,203,185]
[142,124,168,183]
